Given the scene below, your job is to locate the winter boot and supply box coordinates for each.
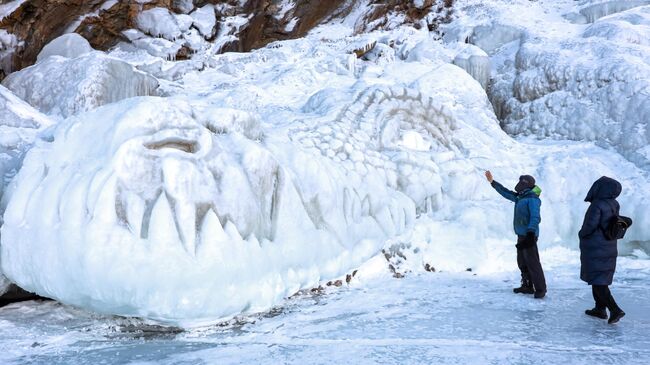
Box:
[513,280,534,294]
[534,290,546,299]
[585,308,607,319]
[608,309,626,324]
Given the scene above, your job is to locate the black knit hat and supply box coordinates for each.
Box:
[515,175,536,193]
[519,175,536,188]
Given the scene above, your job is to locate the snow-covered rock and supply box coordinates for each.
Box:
[36,33,93,63]
[137,8,183,41]
[190,5,216,38]
[2,51,159,118]
[0,29,21,78]
[452,44,491,89]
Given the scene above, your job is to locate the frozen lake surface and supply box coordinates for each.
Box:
[1,251,649,365]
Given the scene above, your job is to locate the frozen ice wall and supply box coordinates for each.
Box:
[2,34,159,118]
[449,1,650,170]
[0,84,54,296]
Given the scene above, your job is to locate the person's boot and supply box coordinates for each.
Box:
[608,309,626,324]
[513,280,534,294]
[534,290,546,299]
[585,308,607,319]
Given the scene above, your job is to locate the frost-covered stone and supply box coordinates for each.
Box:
[2,52,159,118]
[36,33,93,63]
[190,5,217,38]
[137,8,183,41]
[452,44,491,89]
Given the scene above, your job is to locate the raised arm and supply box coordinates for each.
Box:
[491,180,518,202]
[485,170,517,202]
[578,203,601,239]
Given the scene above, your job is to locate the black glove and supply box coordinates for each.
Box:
[517,231,537,249]
[524,231,537,247]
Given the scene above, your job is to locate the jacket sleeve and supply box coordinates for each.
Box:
[490,181,517,202]
[527,198,541,233]
[578,203,601,239]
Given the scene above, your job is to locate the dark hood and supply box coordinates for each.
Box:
[585,176,622,202]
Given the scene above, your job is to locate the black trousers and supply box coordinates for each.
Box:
[592,285,621,312]
[516,236,547,292]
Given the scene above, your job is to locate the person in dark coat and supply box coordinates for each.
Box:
[579,176,625,324]
[485,171,547,298]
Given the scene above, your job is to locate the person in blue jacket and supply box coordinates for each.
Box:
[579,176,625,324]
[485,171,547,298]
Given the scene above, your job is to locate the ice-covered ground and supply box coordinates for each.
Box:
[0,249,649,365]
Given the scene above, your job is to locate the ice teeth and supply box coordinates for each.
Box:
[200,208,227,248]
[224,220,243,242]
[373,206,395,237]
[92,176,117,225]
[247,234,261,247]
[343,188,352,224]
[351,192,361,223]
[361,195,371,216]
[148,194,180,246]
[124,191,145,237]
[388,202,405,234]
[175,201,197,255]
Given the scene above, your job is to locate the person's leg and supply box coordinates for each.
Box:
[586,285,608,319]
[514,238,533,293]
[522,240,546,297]
[592,285,606,310]
[602,286,625,324]
[593,285,625,323]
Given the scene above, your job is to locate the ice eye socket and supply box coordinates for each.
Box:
[143,138,199,153]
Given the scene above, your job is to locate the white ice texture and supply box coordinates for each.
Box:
[1,0,650,326]
[0,85,53,296]
[36,33,93,63]
[2,47,159,118]
[470,3,650,170]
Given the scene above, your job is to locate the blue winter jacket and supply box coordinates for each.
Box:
[579,176,622,285]
[491,181,541,237]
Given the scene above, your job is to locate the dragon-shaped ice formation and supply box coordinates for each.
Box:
[0,73,472,325]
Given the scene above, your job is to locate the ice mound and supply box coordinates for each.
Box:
[0,85,53,199]
[452,44,490,89]
[490,6,650,170]
[577,0,650,23]
[36,33,93,63]
[2,51,159,118]
[1,88,434,325]
[0,84,54,296]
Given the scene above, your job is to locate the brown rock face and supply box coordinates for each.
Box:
[0,0,453,79]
